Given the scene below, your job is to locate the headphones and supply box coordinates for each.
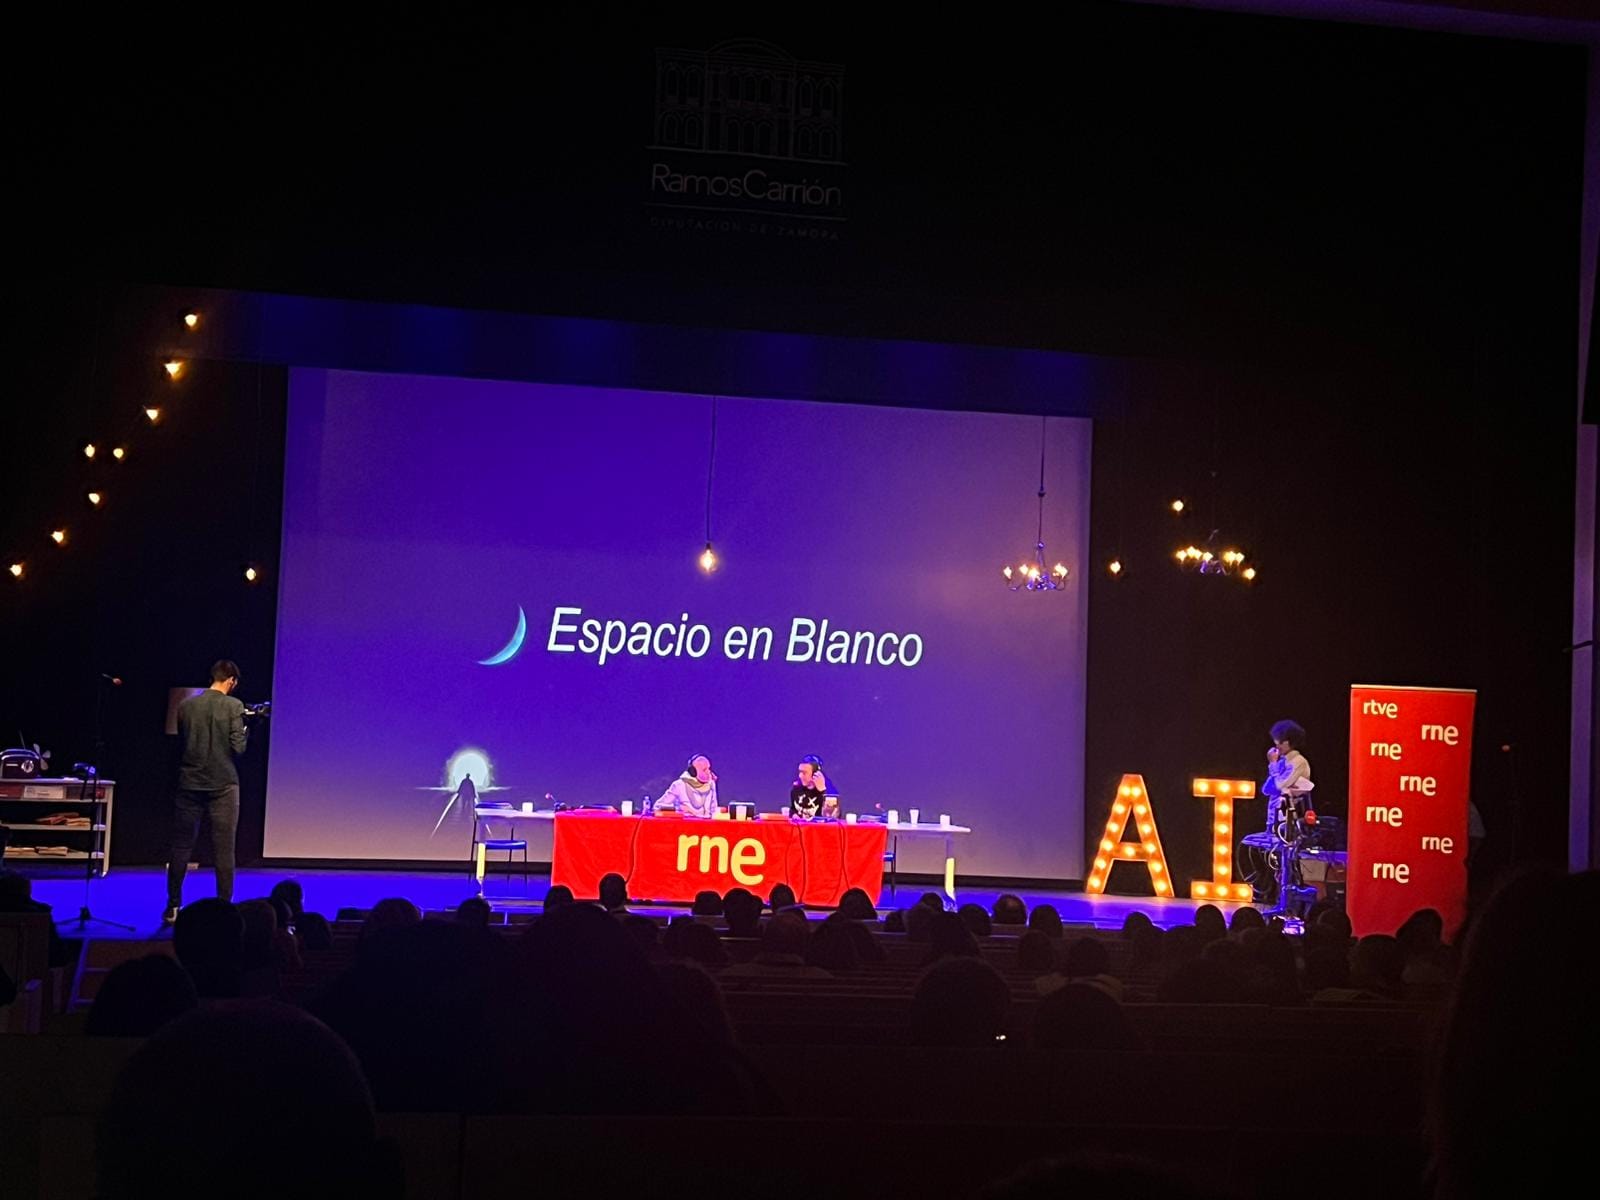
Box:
[685,754,714,780]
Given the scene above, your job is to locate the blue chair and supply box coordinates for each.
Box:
[470,811,528,880]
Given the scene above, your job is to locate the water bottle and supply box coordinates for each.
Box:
[643,792,654,817]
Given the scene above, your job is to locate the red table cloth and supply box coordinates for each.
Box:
[550,812,888,905]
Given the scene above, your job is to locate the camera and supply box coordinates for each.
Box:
[242,700,272,721]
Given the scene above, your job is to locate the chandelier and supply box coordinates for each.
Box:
[1002,415,1070,592]
[1174,529,1256,581]
[1004,544,1070,591]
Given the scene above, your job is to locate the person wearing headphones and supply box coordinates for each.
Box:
[789,754,839,821]
[655,754,719,818]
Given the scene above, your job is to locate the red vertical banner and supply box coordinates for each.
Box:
[1347,685,1476,938]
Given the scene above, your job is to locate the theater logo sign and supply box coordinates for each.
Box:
[647,38,845,238]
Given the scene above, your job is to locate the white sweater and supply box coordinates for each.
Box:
[656,777,718,818]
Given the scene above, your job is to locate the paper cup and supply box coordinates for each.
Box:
[908,808,920,825]
[620,800,634,817]
[939,813,951,828]
[845,813,857,825]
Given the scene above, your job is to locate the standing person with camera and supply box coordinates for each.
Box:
[163,660,255,924]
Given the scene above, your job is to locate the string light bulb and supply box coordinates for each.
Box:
[8,562,22,578]
[698,543,717,574]
[83,443,97,459]
[1170,499,1185,513]
[144,407,161,424]
[163,360,185,379]
[50,530,65,545]
[1243,566,1258,581]
[1108,559,1123,576]
[244,566,259,583]
[112,446,126,460]
[86,491,102,506]
[183,312,199,329]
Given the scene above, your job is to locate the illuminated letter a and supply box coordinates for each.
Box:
[1084,774,1172,897]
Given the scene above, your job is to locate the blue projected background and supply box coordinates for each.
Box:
[265,369,1091,879]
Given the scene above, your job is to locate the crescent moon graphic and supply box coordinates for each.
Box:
[477,606,527,666]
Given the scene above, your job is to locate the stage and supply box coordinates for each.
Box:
[26,865,1235,940]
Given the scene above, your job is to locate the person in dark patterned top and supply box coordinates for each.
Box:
[789,755,839,820]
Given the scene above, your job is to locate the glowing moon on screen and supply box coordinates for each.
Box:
[445,748,492,791]
[477,606,527,666]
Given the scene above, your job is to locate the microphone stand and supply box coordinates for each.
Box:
[70,676,134,931]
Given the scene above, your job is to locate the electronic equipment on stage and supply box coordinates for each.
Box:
[1,743,49,780]
[242,700,272,721]
[1301,813,1343,851]
[1251,796,1339,923]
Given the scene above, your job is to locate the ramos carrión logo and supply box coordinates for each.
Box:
[648,38,846,234]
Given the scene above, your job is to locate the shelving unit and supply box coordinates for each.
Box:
[0,777,114,875]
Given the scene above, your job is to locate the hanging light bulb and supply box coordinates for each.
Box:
[112,446,126,460]
[50,529,65,545]
[144,407,161,424]
[698,396,720,575]
[184,312,199,329]
[9,562,23,578]
[244,566,259,583]
[83,443,97,459]
[1170,499,1185,513]
[163,360,185,379]
[1108,559,1123,576]
[1243,566,1258,581]
[86,491,102,506]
